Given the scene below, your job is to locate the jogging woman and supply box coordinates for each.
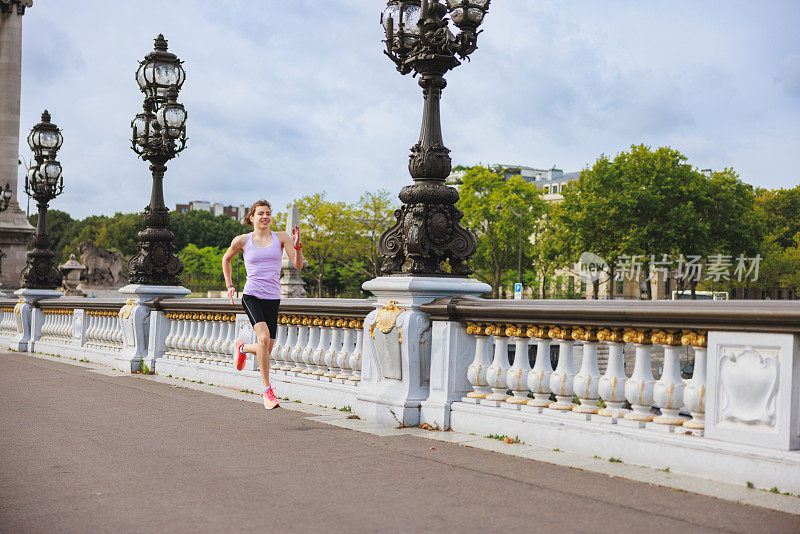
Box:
[222,200,303,410]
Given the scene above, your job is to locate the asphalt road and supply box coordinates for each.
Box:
[1,351,798,533]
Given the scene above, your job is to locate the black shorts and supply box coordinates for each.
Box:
[241,294,280,339]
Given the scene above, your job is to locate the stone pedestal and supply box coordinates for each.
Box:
[706,331,800,450]
[119,284,189,372]
[0,2,35,291]
[10,287,61,351]
[356,276,490,428]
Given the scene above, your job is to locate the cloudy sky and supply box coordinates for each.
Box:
[17,0,800,219]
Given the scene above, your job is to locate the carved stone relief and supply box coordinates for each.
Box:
[718,346,780,427]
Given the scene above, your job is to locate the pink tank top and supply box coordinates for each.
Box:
[242,231,282,299]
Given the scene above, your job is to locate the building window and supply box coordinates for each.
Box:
[617,279,624,295]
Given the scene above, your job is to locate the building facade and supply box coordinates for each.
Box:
[175,201,248,222]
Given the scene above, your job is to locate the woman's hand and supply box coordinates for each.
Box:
[227,286,236,305]
[291,225,301,248]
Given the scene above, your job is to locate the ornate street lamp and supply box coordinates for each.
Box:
[20,110,64,289]
[0,183,11,212]
[127,34,188,285]
[378,0,490,276]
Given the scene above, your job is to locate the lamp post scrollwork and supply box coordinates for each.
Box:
[127,34,188,285]
[378,0,490,276]
[20,110,64,289]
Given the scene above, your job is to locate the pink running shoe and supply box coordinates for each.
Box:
[234,339,246,371]
[263,385,280,410]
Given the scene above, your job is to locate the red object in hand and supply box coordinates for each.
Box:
[294,243,302,250]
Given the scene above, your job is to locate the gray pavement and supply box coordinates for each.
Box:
[1,351,798,533]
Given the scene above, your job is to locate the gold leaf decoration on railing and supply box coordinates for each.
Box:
[680,331,708,347]
[651,329,681,346]
[623,328,651,344]
[504,324,519,338]
[548,326,572,340]
[596,328,623,343]
[373,301,405,336]
[572,327,597,342]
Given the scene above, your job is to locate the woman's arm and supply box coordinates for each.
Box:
[279,226,304,270]
[222,234,247,304]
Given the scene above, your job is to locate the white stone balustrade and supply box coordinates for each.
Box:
[0,306,17,336]
[163,312,236,365]
[85,309,123,351]
[39,308,74,344]
[455,321,716,440]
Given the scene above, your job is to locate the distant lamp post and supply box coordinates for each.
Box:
[20,110,64,289]
[378,0,490,276]
[496,203,524,290]
[127,34,188,285]
[0,183,11,212]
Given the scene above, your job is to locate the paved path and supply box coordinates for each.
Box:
[1,351,798,533]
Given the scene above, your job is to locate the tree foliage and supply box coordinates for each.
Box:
[457,166,546,297]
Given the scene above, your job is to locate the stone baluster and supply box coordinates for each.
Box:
[335,319,356,380]
[173,313,188,356]
[114,312,123,345]
[549,326,576,410]
[623,329,655,423]
[85,312,96,345]
[206,314,223,362]
[199,314,212,357]
[279,316,296,370]
[323,319,344,378]
[312,318,332,376]
[201,314,217,360]
[175,313,189,357]
[302,317,321,374]
[505,324,531,405]
[221,314,236,360]
[526,325,553,409]
[572,327,601,415]
[59,311,69,339]
[282,315,295,368]
[681,331,707,433]
[484,324,510,403]
[191,314,204,359]
[269,315,284,367]
[347,321,364,382]
[597,329,628,418]
[290,316,309,373]
[45,311,54,339]
[652,330,687,427]
[465,322,492,399]
[164,313,178,357]
[211,315,224,361]
[98,313,108,344]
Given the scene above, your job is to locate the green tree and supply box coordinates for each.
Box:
[295,192,351,298]
[170,210,246,251]
[345,190,398,280]
[457,166,546,298]
[179,244,225,293]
